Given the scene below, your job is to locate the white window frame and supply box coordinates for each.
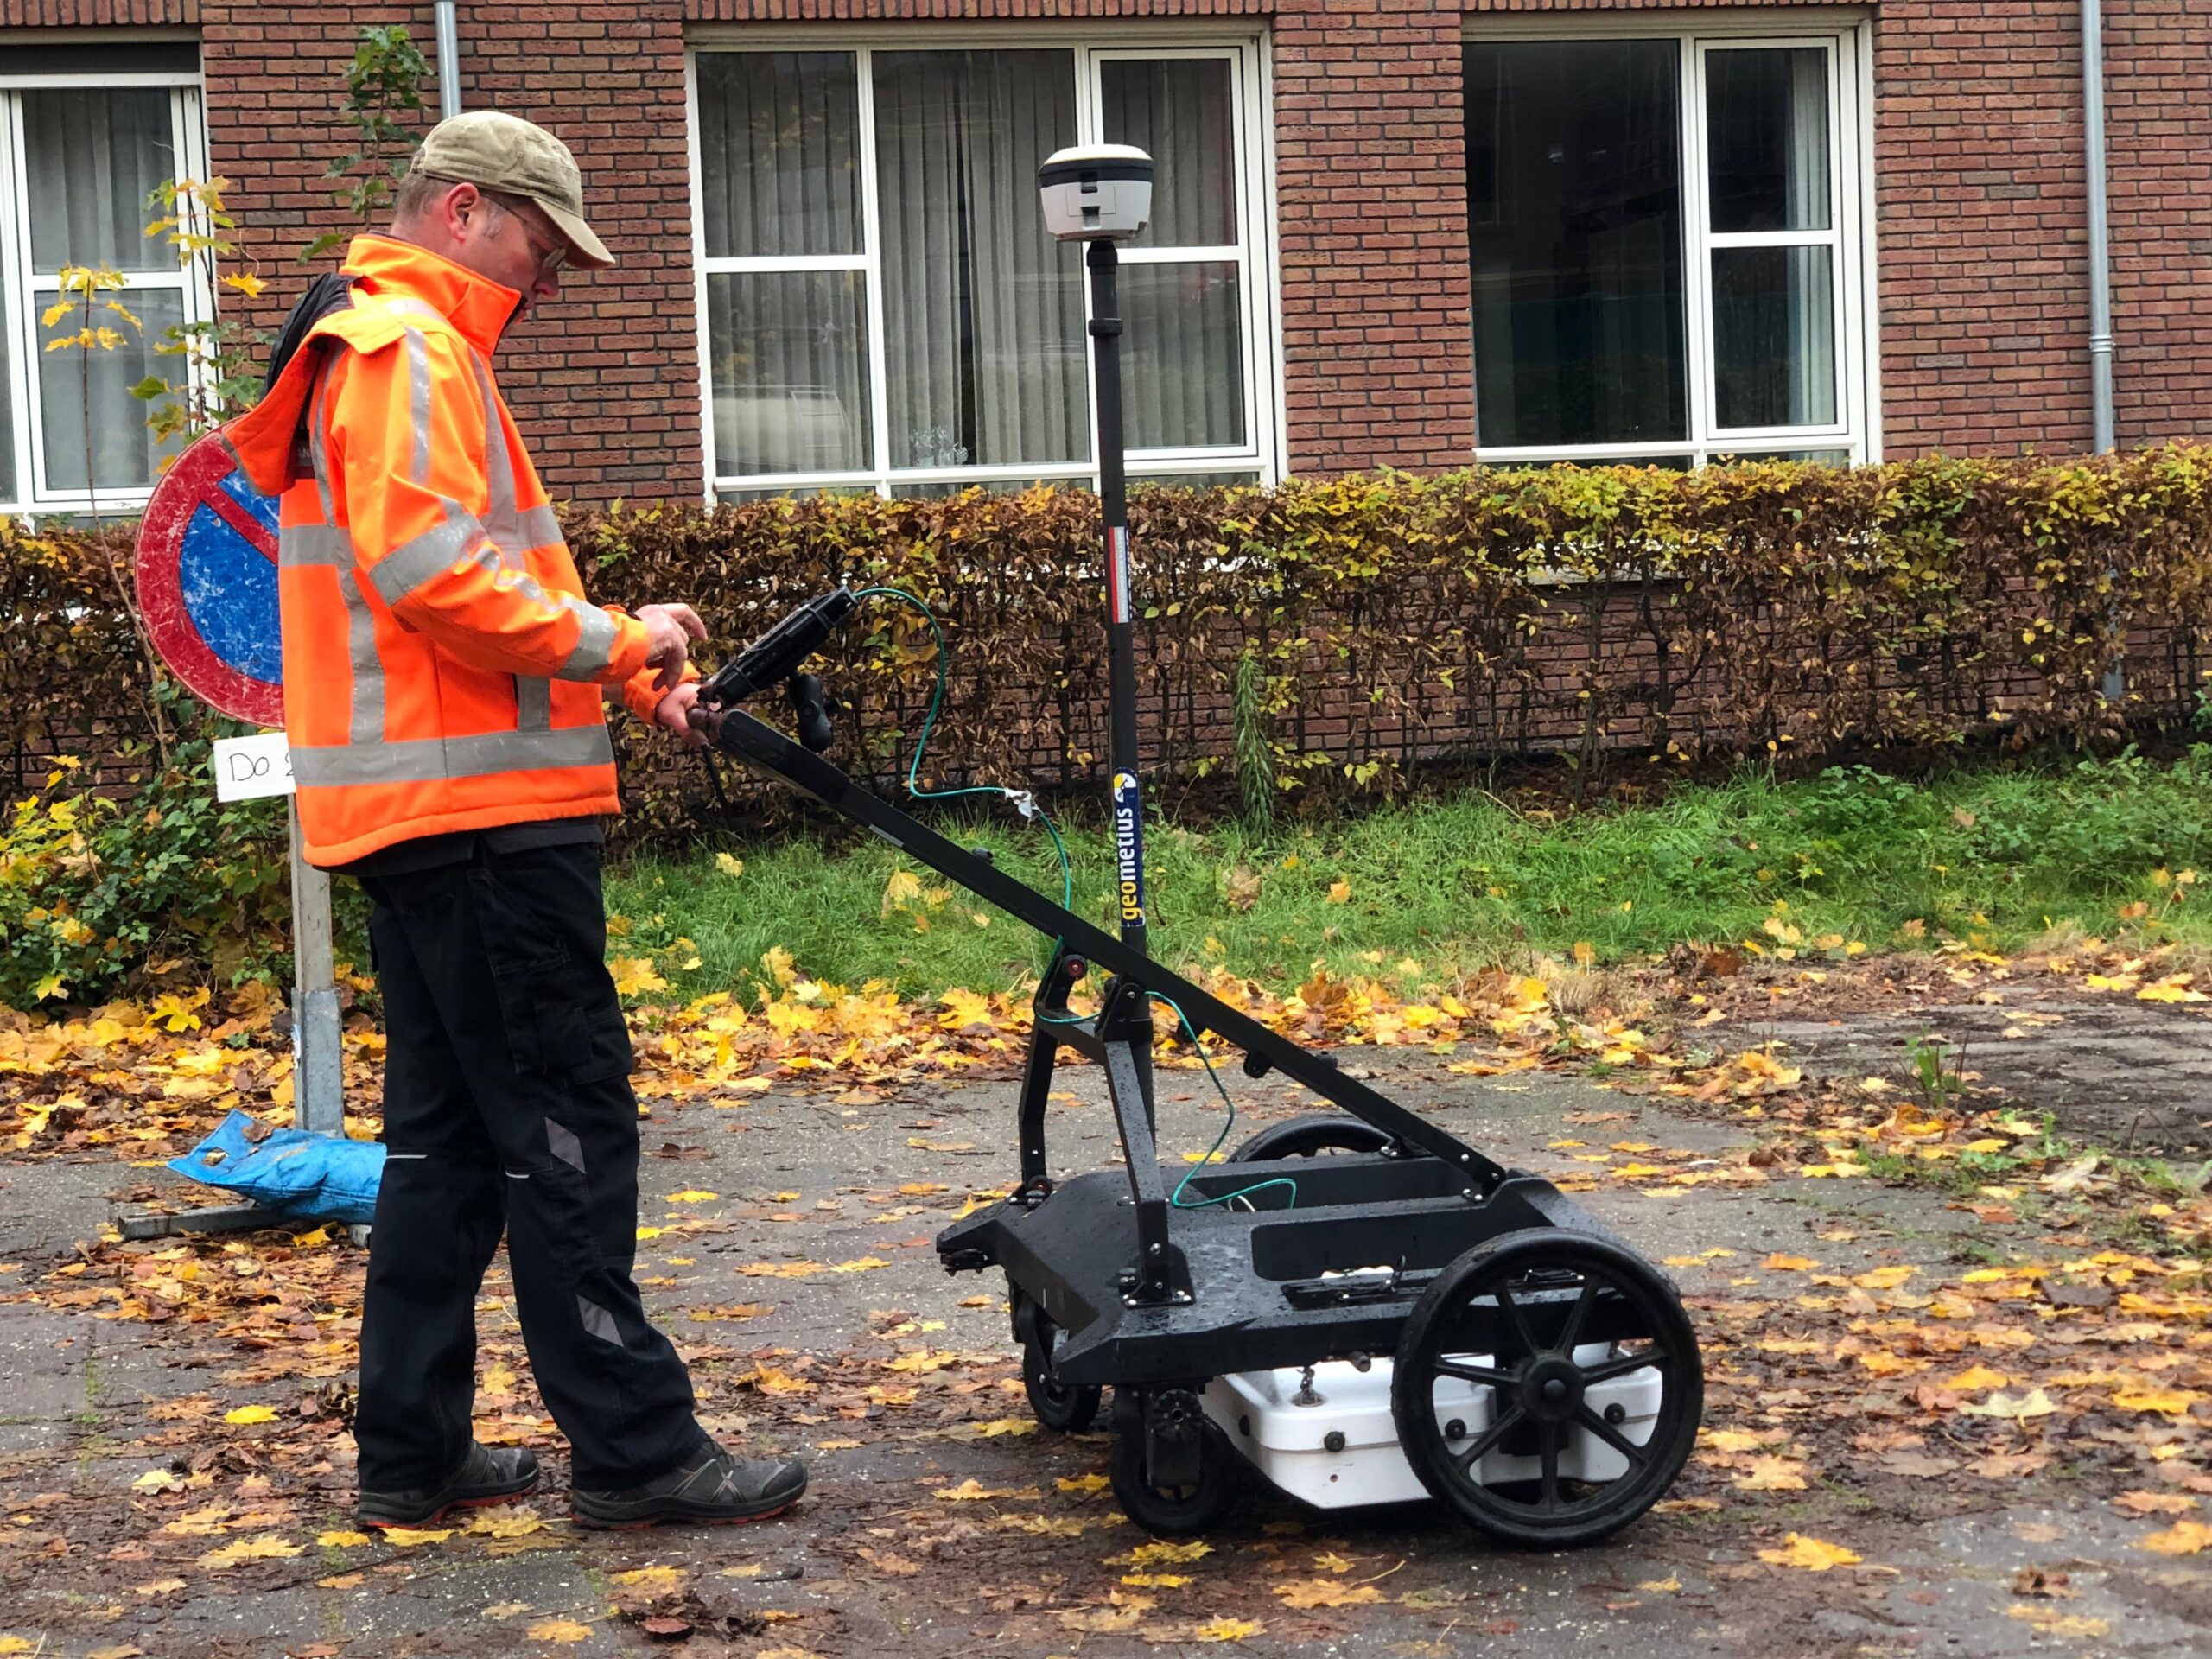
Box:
[685,26,1281,502]
[1465,11,1879,469]
[0,65,211,515]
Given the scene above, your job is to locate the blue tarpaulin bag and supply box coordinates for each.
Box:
[168,1109,384,1226]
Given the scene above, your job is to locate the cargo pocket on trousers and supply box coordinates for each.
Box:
[491,955,634,1083]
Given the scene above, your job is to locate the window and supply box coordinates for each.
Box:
[0,49,208,512]
[689,38,1276,500]
[1465,24,1872,468]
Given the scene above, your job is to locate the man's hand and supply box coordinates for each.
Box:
[654,680,708,750]
[637,602,708,691]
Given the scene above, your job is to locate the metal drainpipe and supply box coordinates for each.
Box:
[2082,0,2116,454]
[435,2,463,120]
[2083,0,2126,703]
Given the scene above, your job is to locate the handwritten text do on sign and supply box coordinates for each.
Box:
[213,732,295,802]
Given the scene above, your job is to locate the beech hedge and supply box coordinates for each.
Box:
[8,451,2212,839]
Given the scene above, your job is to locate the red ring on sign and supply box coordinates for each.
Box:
[135,430,285,727]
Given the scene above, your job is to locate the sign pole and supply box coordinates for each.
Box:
[288,799,346,1138]
[124,431,359,1239]
[118,737,350,1238]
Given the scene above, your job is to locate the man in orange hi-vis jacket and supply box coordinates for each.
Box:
[226,111,805,1532]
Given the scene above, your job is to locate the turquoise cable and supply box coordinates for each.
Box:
[848,593,1286,1206]
[851,585,1072,910]
[1152,992,1298,1212]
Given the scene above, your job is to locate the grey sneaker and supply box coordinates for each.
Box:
[571,1441,807,1529]
[358,1442,540,1529]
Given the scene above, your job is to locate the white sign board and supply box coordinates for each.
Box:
[213,732,296,802]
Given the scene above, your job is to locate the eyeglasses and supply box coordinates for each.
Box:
[482,193,569,276]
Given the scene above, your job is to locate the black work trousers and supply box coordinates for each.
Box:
[354,841,702,1491]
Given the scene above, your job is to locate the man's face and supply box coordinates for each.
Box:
[448,185,568,318]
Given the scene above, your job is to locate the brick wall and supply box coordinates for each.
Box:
[2101,0,2212,449]
[192,2,702,504]
[1870,1,2095,456]
[9,0,2210,491]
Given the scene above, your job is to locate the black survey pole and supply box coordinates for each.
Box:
[1088,238,1147,963]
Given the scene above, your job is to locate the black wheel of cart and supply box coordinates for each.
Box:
[1389,1227,1701,1549]
[1022,1311,1103,1433]
[1228,1112,1401,1162]
[1109,1404,1243,1537]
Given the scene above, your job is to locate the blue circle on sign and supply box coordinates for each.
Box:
[180,468,283,683]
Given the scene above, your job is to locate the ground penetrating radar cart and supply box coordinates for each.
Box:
[696,588,1703,1545]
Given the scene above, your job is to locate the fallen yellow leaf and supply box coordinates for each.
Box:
[1944,1365,2012,1392]
[2112,1387,2200,1416]
[2139,1520,2212,1556]
[380,1526,452,1548]
[612,1565,684,1588]
[2007,1606,2111,1638]
[933,1478,1039,1502]
[1733,1454,1810,1491]
[1757,1533,1861,1572]
[199,1534,305,1568]
[1273,1578,1382,1609]
[316,1529,371,1548]
[524,1618,594,1643]
[223,1404,276,1426]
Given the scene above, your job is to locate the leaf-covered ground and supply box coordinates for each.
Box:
[2,939,2210,1656]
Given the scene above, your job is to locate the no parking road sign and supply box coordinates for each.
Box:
[134,429,285,726]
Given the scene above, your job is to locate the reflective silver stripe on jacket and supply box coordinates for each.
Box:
[468,353,563,726]
[291,722,614,787]
[287,293,624,782]
[303,355,387,747]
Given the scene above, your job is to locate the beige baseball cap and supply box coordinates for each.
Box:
[412,110,614,270]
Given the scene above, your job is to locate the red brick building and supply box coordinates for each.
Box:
[0,1,2202,517]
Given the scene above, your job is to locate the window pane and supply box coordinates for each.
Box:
[1713,448,1850,467]
[1100,59,1237,248]
[1121,262,1246,449]
[1706,48,1830,235]
[1465,41,1688,449]
[716,481,877,504]
[874,50,1087,471]
[696,53,861,258]
[1133,470,1260,490]
[24,89,175,271]
[38,287,183,493]
[705,270,871,476]
[1484,455,1692,474]
[894,475,1093,499]
[1713,245,1836,428]
[0,297,15,504]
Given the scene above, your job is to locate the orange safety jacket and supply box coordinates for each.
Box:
[225,236,681,868]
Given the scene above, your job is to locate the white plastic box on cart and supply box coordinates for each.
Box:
[1203,1349,1663,1511]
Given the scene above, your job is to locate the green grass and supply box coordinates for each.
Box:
[604,746,2212,1006]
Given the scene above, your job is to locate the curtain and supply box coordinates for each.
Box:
[39,289,181,493]
[1121,264,1244,450]
[1101,59,1245,450]
[705,270,870,476]
[1102,59,1235,249]
[1783,49,1834,426]
[696,53,861,259]
[22,88,179,493]
[23,89,174,271]
[697,54,870,475]
[874,50,1085,472]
